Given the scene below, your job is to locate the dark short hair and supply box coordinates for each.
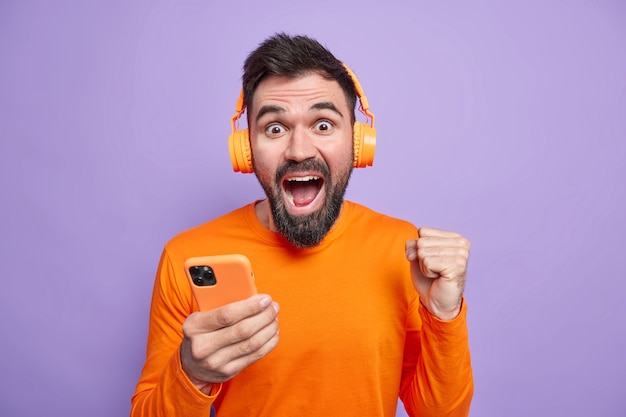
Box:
[242,33,357,123]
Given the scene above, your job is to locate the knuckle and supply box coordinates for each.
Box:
[185,339,209,365]
[251,347,268,362]
[241,336,263,355]
[204,353,225,372]
[215,307,235,327]
[250,338,275,362]
[218,363,238,380]
[241,323,279,357]
[181,319,194,337]
[421,256,435,272]
[266,307,278,322]
[420,254,431,265]
[182,313,209,338]
[418,227,432,237]
[233,321,254,341]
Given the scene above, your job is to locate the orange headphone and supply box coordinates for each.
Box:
[228,64,376,173]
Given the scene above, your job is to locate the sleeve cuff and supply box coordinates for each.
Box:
[171,349,223,402]
[419,297,468,334]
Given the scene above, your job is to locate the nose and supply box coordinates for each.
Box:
[284,126,317,162]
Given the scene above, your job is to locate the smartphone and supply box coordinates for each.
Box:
[184,254,257,311]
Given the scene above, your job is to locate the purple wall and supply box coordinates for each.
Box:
[1,1,625,416]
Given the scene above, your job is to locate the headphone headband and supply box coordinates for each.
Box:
[341,64,375,127]
[228,64,376,173]
[230,90,246,133]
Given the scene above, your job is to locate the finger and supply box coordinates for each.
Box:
[405,239,418,261]
[182,300,279,379]
[216,314,280,365]
[186,294,275,334]
[219,301,279,348]
[417,234,470,251]
[199,315,280,382]
[417,245,470,259]
[419,255,468,281]
[190,299,279,356]
[418,227,464,239]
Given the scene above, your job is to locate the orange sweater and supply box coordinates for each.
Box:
[131,201,473,417]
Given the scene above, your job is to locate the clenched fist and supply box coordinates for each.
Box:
[405,227,470,321]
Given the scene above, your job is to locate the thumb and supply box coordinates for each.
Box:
[405,239,418,262]
[405,238,439,279]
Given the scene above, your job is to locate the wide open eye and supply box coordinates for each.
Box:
[265,123,287,136]
[314,120,333,133]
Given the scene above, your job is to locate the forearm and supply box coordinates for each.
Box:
[131,350,219,417]
[400,300,473,417]
[131,249,221,417]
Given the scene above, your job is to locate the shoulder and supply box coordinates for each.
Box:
[164,203,252,255]
[344,201,416,232]
[337,201,418,245]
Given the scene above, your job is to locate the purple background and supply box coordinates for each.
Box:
[1,1,625,416]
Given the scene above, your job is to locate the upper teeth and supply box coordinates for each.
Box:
[288,176,319,182]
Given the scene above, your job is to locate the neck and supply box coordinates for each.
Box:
[254,199,275,231]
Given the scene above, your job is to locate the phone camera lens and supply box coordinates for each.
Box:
[189,265,217,286]
[202,268,217,286]
[190,266,205,286]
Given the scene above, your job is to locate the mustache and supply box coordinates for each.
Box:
[275,159,330,182]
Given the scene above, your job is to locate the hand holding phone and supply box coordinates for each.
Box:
[181,255,277,389]
[184,254,257,311]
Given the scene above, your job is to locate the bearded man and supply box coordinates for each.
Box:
[132,33,473,417]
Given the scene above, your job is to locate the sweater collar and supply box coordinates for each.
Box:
[243,200,353,251]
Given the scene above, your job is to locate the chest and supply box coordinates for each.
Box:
[253,250,412,365]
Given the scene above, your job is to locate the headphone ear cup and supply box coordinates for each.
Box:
[228,129,253,173]
[352,122,376,168]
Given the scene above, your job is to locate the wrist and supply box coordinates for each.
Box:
[180,344,214,395]
[421,297,463,321]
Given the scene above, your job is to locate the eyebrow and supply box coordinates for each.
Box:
[255,101,344,123]
[311,101,344,118]
[255,105,285,123]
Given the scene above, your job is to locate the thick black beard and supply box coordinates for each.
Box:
[258,159,352,248]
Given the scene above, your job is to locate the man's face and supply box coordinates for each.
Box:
[249,72,354,248]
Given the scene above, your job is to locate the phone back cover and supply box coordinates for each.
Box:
[184,254,257,311]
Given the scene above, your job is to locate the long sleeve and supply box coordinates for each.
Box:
[399,298,474,417]
[130,249,220,417]
[130,203,474,416]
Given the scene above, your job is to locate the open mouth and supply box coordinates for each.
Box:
[283,175,324,208]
